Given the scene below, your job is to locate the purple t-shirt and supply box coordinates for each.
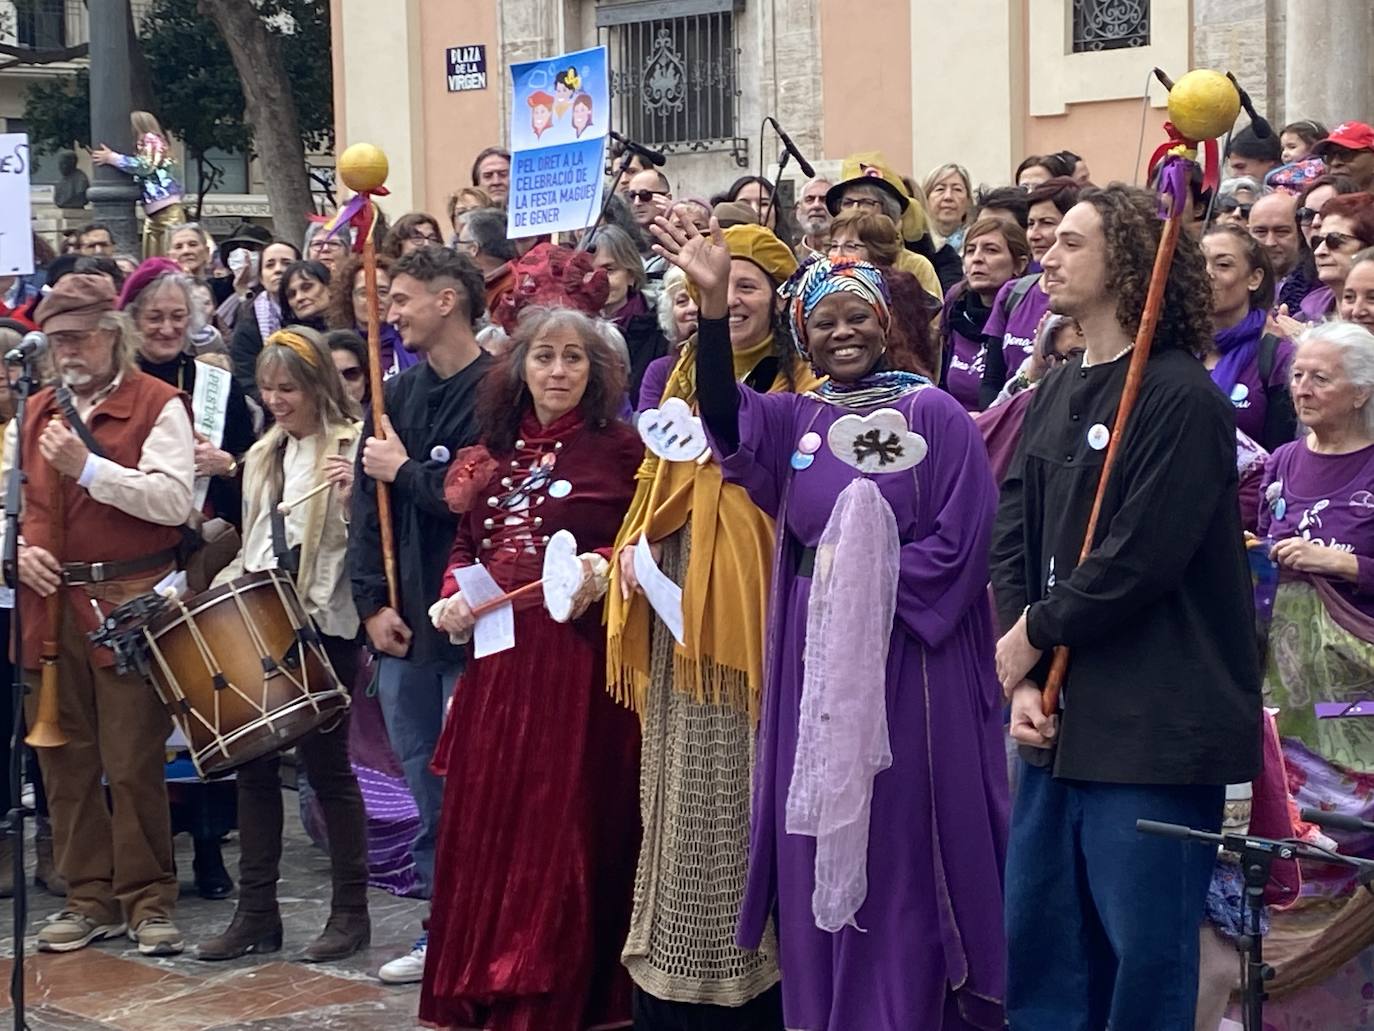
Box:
[1258,439,1374,615]
[1299,286,1335,322]
[983,274,1051,380]
[939,284,985,412]
[1219,337,1295,444]
[943,328,984,412]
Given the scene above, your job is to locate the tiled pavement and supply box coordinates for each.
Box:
[0,802,429,1030]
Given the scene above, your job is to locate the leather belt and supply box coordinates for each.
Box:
[61,548,178,586]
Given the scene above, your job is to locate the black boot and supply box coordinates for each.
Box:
[193,836,234,900]
[301,910,370,963]
[195,908,283,961]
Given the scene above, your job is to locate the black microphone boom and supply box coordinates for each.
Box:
[1300,807,1374,835]
[5,331,45,365]
[609,131,666,167]
[767,117,816,178]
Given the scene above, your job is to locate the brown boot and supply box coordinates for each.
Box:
[301,910,370,963]
[194,908,283,962]
[34,817,66,896]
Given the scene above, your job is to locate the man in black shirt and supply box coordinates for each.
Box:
[348,246,492,983]
[990,185,1261,1030]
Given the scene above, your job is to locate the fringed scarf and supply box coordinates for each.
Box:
[606,334,818,718]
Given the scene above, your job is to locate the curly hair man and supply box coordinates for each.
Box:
[988,184,1262,1030]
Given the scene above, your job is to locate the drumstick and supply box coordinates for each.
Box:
[469,579,544,618]
[276,479,333,515]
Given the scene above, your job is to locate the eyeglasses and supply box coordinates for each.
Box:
[352,285,391,301]
[403,231,441,243]
[827,241,868,256]
[1218,199,1253,217]
[339,366,366,383]
[626,189,668,204]
[838,196,883,212]
[1298,207,1319,224]
[1312,231,1361,251]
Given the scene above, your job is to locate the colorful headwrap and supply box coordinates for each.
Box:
[264,329,320,368]
[780,256,891,360]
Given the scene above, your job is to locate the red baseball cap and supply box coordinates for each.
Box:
[1313,121,1374,156]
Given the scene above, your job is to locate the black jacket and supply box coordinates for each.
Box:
[137,352,257,528]
[620,310,669,409]
[990,348,1261,785]
[348,353,493,665]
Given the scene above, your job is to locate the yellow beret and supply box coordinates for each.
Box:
[722,223,798,287]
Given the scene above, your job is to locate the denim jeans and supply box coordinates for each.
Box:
[376,655,458,896]
[1005,761,1224,1031]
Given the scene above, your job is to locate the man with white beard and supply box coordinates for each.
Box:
[794,176,834,260]
[7,273,194,955]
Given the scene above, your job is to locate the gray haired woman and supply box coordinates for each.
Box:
[592,224,668,406]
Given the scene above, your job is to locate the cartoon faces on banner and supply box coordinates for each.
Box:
[510,47,608,152]
[508,46,611,240]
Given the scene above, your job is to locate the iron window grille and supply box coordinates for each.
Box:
[596,0,748,167]
[1071,0,1150,53]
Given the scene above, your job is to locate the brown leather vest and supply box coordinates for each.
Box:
[18,372,187,668]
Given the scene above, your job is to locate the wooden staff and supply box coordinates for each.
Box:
[1040,193,1186,718]
[28,415,68,748]
[362,219,400,612]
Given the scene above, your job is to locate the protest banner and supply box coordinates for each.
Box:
[507,45,608,240]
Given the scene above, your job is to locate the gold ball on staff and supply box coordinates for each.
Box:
[1167,69,1242,143]
[338,142,389,193]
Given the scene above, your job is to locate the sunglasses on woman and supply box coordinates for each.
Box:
[338,365,366,383]
[1311,231,1361,251]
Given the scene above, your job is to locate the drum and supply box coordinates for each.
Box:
[140,569,350,778]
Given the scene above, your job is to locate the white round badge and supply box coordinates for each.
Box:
[1230,384,1249,403]
[1087,423,1110,451]
[430,445,451,464]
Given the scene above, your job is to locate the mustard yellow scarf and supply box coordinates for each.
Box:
[606,335,818,718]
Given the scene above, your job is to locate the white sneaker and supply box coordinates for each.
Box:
[378,934,426,984]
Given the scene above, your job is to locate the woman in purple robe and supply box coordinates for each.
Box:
[649,217,1008,1030]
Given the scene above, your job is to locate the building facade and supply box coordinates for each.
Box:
[331,0,1374,223]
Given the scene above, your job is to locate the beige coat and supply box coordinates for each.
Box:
[213,419,362,639]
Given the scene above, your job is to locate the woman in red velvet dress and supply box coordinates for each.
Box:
[419,304,644,1031]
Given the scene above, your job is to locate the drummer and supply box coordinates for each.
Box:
[10,274,194,955]
[196,325,371,963]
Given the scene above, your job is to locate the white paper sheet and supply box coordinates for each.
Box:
[634,534,684,646]
[453,564,515,658]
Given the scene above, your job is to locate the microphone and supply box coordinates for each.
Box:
[609,131,666,168]
[5,330,45,364]
[1135,819,1195,840]
[1226,72,1273,139]
[767,117,815,178]
[1300,807,1374,835]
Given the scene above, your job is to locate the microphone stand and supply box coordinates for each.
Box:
[1137,819,1374,1031]
[5,350,39,1030]
[579,133,650,252]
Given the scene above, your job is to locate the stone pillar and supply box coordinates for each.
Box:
[87,0,140,252]
[1286,0,1374,129]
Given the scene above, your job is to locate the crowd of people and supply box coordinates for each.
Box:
[4,104,1374,1031]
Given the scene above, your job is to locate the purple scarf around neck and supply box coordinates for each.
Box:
[1211,307,1267,396]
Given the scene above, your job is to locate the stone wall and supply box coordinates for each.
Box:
[550,0,824,204]
[1191,0,1287,128]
